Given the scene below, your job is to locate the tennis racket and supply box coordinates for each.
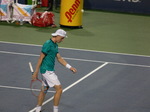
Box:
[29,62,44,97]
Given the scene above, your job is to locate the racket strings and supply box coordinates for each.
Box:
[31,79,43,97]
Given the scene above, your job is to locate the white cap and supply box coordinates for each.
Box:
[51,29,67,38]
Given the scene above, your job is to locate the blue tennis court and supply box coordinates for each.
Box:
[0,41,150,112]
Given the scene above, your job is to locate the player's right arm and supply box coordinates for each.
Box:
[32,52,45,80]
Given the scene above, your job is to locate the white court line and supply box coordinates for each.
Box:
[0,51,39,56]
[0,41,150,58]
[0,41,42,47]
[0,85,55,93]
[64,57,150,68]
[0,50,150,68]
[29,62,108,112]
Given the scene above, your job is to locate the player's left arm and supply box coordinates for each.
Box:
[56,53,77,73]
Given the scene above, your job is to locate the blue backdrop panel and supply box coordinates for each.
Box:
[84,0,150,14]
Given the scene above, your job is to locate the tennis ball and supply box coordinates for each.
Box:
[81,9,84,13]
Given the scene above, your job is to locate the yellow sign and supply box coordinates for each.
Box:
[60,0,84,27]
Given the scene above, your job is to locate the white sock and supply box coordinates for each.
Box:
[36,106,41,112]
[53,106,58,112]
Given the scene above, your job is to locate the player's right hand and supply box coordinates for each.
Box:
[32,73,38,80]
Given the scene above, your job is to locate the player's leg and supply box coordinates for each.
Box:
[53,85,62,112]
[53,85,62,105]
[37,86,48,105]
[35,82,49,112]
[36,86,49,112]
[35,91,46,112]
[42,71,62,112]
[42,71,62,106]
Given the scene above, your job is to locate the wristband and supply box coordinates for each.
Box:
[66,64,72,69]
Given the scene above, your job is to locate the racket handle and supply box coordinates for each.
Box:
[29,62,34,74]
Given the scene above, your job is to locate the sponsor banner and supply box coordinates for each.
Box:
[0,5,7,16]
[84,0,150,14]
[13,3,33,17]
[60,0,84,27]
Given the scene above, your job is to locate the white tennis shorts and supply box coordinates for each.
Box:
[42,71,61,87]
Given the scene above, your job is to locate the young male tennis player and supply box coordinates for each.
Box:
[32,29,77,112]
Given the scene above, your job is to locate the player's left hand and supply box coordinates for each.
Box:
[70,67,77,73]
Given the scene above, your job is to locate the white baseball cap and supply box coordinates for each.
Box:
[51,29,67,38]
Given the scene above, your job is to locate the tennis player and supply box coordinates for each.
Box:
[32,29,77,112]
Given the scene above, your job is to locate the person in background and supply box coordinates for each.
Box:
[45,0,53,11]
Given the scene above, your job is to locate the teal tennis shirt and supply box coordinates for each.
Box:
[40,39,58,74]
